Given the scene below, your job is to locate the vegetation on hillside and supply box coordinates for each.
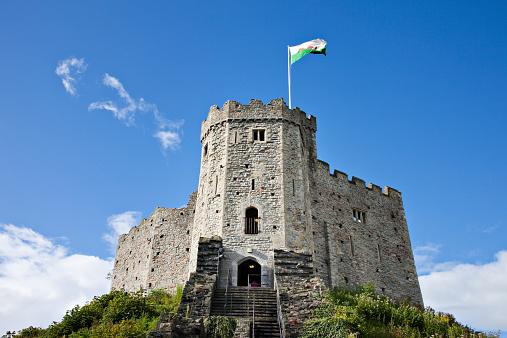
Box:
[5,282,500,337]
[302,283,500,338]
[5,286,182,338]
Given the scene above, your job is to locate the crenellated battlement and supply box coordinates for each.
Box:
[201,98,317,141]
[315,159,401,199]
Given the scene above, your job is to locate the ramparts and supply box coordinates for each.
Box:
[201,98,317,141]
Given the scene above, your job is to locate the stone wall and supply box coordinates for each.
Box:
[111,192,196,293]
[274,250,325,338]
[148,237,222,338]
[310,159,423,304]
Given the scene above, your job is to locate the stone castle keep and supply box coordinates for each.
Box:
[112,98,422,336]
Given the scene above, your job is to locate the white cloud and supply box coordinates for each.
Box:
[88,74,145,126]
[89,74,183,149]
[0,224,112,335]
[154,130,181,150]
[55,57,87,95]
[102,211,142,254]
[420,250,507,334]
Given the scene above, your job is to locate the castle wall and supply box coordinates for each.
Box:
[111,217,155,291]
[310,160,423,304]
[111,192,196,293]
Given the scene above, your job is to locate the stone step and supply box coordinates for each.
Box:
[211,287,281,337]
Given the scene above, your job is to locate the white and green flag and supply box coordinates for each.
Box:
[289,39,327,65]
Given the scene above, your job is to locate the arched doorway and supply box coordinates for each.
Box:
[237,259,261,286]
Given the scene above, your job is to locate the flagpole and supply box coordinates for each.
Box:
[288,45,292,109]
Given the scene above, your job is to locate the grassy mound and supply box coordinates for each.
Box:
[302,283,499,338]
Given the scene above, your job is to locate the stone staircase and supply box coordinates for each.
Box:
[210,286,280,337]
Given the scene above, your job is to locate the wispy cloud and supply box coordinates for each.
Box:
[0,224,112,334]
[55,58,87,95]
[102,211,142,254]
[89,74,183,149]
[420,250,507,333]
[484,224,499,233]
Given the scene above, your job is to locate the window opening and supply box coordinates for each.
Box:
[234,131,238,144]
[253,129,265,142]
[292,179,295,196]
[352,209,366,223]
[251,179,255,190]
[203,144,208,156]
[245,207,259,234]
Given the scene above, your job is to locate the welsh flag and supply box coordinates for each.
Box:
[289,39,327,65]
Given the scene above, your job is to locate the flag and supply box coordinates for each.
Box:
[289,39,327,65]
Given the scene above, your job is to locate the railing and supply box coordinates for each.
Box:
[277,290,284,338]
[244,217,259,234]
[224,268,231,315]
[252,294,256,338]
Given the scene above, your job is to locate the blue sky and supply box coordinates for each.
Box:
[0,1,505,335]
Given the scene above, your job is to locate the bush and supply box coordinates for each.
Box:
[204,316,237,338]
[12,287,182,337]
[302,283,500,338]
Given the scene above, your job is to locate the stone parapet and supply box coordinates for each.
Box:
[201,98,317,141]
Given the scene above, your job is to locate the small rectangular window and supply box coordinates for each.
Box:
[352,209,366,223]
[252,129,265,142]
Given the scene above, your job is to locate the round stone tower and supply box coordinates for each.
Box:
[189,98,318,287]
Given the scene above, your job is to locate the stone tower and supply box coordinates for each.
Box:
[190,98,318,288]
[111,98,423,305]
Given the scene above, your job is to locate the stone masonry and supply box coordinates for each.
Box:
[111,98,423,307]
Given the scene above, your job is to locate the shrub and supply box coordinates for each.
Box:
[204,316,237,338]
[12,287,182,337]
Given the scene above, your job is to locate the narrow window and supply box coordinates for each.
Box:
[215,176,218,194]
[292,179,295,196]
[203,144,208,156]
[245,207,259,234]
[352,209,366,223]
[234,131,238,144]
[252,179,255,190]
[349,235,354,256]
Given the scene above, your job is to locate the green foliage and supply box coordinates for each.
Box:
[302,317,351,338]
[302,283,500,338]
[12,287,182,338]
[204,316,237,338]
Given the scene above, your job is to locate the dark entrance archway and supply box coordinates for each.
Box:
[237,259,261,286]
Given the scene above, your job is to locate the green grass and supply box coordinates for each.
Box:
[302,282,500,338]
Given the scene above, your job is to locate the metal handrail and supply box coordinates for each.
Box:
[277,290,284,338]
[252,294,256,338]
[224,268,231,315]
[246,273,269,288]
